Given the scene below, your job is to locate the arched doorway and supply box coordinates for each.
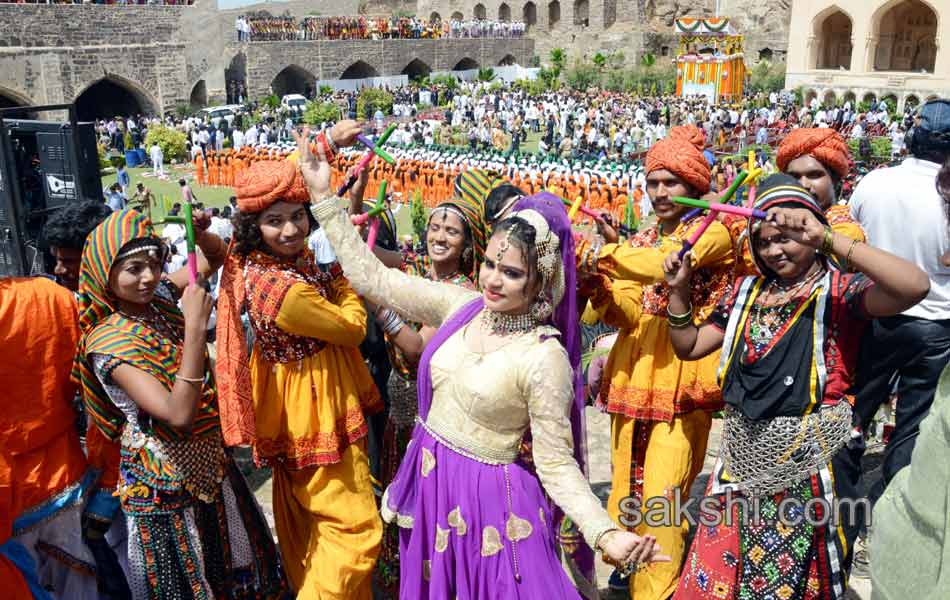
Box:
[499,3,511,22]
[862,92,878,107]
[823,90,837,107]
[225,52,247,104]
[524,2,537,31]
[75,77,154,120]
[402,59,432,81]
[0,88,34,119]
[814,9,853,69]
[573,0,589,27]
[451,11,464,21]
[340,60,380,80]
[873,0,938,72]
[905,94,920,110]
[843,91,857,106]
[430,12,441,21]
[805,89,818,106]
[498,54,517,66]
[474,4,486,19]
[548,1,561,28]
[453,57,480,71]
[271,65,316,98]
[759,47,774,62]
[189,80,207,109]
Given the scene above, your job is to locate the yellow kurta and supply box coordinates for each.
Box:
[586,219,734,600]
[250,280,381,468]
[249,277,382,599]
[592,219,734,422]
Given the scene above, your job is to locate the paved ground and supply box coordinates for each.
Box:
[239,407,876,599]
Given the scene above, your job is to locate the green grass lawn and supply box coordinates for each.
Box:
[101,165,235,224]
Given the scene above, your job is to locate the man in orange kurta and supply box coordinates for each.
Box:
[0,277,101,598]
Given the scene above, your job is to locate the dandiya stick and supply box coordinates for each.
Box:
[365,181,387,250]
[337,124,397,197]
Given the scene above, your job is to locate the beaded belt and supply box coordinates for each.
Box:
[417,417,519,465]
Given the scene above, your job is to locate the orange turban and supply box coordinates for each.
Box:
[645,126,711,194]
[777,128,851,178]
[234,160,309,213]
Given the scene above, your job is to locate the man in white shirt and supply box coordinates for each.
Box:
[149,142,164,177]
[850,99,950,503]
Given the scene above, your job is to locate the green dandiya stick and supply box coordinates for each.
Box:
[366,181,386,249]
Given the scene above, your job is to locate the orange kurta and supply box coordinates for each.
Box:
[0,278,89,520]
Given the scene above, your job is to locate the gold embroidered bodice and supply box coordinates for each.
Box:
[315,197,616,548]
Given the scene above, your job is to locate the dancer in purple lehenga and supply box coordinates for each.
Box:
[293,124,669,599]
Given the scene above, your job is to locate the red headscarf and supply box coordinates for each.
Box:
[776,128,851,178]
[645,126,711,194]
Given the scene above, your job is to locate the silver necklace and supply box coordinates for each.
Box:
[479,308,538,337]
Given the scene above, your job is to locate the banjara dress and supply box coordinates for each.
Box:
[314,197,616,599]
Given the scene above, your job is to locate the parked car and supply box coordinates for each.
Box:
[281,94,308,115]
[197,106,236,128]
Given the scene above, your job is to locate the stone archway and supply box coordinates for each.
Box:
[805,88,818,105]
[873,0,938,72]
[862,92,878,106]
[474,3,486,19]
[453,57,480,71]
[402,58,432,81]
[498,54,517,66]
[524,2,537,31]
[340,60,380,80]
[225,52,247,104]
[813,7,853,70]
[0,87,35,119]
[823,89,837,107]
[430,12,441,21]
[451,11,464,21]
[499,3,511,22]
[905,94,921,109]
[573,0,589,27]
[75,76,156,120]
[759,47,774,62]
[271,64,316,98]
[843,91,857,106]
[548,1,561,29]
[190,80,207,109]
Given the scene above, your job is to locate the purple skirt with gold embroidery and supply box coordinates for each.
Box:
[383,423,584,599]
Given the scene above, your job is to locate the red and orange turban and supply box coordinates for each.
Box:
[234,159,309,213]
[645,126,711,194]
[776,128,851,178]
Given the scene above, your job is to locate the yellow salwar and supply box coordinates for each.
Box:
[250,281,382,597]
[588,219,733,600]
[273,442,381,600]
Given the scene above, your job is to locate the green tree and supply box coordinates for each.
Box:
[549,48,565,77]
[410,189,427,241]
[144,124,188,162]
[356,88,394,119]
[318,85,334,96]
[564,58,600,90]
[477,67,496,82]
[748,61,786,94]
[303,101,341,125]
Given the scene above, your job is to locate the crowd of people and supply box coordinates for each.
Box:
[235,14,526,42]
[12,64,950,599]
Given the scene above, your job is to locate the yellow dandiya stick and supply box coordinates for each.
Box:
[567,196,583,220]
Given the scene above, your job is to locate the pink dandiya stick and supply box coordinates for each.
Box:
[671,196,768,220]
[180,183,198,285]
[678,210,719,259]
[366,218,381,249]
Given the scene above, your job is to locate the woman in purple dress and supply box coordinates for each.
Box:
[293,126,669,598]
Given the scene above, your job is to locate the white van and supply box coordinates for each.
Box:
[281,94,308,114]
[197,106,236,128]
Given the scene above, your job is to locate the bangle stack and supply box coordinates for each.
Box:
[581,239,603,274]
[667,303,693,328]
[819,226,834,255]
[377,307,405,335]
